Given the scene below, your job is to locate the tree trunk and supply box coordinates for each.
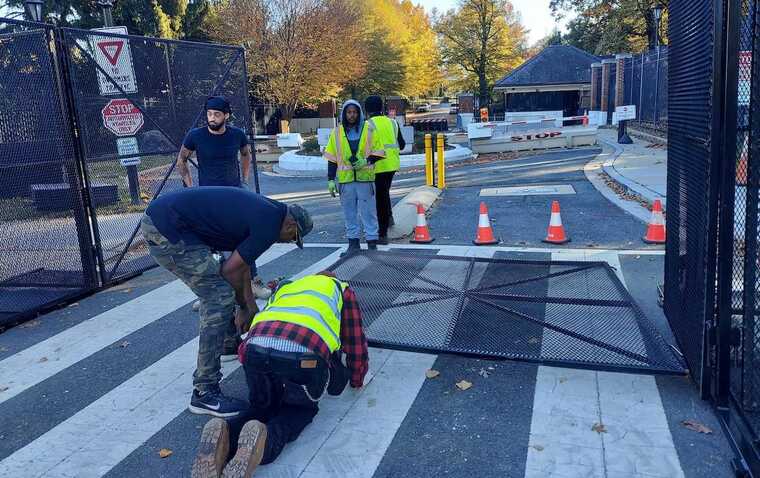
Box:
[478,71,489,107]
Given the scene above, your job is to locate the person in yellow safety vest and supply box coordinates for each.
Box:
[191,271,368,478]
[324,99,386,253]
[364,95,406,244]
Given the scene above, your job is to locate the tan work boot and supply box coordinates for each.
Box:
[222,420,267,478]
[191,418,230,478]
[252,276,272,300]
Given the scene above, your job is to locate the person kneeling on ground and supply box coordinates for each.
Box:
[191,271,369,478]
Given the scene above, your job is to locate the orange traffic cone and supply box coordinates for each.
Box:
[473,202,500,245]
[543,200,570,244]
[410,203,434,243]
[643,199,666,244]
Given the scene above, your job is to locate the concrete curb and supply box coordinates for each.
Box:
[387,185,442,240]
[597,138,667,209]
[274,144,475,178]
[584,144,653,224]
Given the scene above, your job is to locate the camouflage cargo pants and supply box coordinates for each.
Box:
[140,214,238,392]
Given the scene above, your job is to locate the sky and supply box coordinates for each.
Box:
[413,0,573,45]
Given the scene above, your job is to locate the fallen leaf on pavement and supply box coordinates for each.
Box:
[456,380,473,391]
[592,422,607,433]
[123,289,132,293]
[38,357,48,363]
[425,369,440,379]
[20,320,41,328]
[682,419,713,434]
[0,386,9,393]
[531,445,544,452]
[158,448,173,458]
[118,340,131,348]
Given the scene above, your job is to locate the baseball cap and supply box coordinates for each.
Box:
[288,204,313,249]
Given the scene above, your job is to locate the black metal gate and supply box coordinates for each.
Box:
[0,19,98,325]
[331,251,685,374]
[667,0,760,474]
[0,19,258,326]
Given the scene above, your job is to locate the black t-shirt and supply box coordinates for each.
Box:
[145,187,287,269]
[183,126,248,187]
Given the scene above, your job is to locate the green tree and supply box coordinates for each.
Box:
[436,0,527,106]
[550,0,668,55]
[1,0,212,39]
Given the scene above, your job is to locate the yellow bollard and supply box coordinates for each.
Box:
[436,133,445,189]
[424,134,433,186]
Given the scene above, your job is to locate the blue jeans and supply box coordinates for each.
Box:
[339,181,379,241]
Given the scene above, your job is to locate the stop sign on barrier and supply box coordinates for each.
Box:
[101,99,144,136]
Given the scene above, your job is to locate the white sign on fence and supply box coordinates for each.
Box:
[116,137,141,167]
[615,105,637,122]
[317,128,332,147]
[90,26,137,96]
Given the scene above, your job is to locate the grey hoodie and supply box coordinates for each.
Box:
[340,99,364,157]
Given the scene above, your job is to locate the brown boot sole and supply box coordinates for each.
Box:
[222,420,267,478]
[191,418,230,478]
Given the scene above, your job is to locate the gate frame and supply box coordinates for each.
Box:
[59,26,259,285]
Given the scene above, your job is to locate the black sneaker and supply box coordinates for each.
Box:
[189,387,248,418]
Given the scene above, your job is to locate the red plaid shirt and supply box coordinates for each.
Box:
[240,286,369,387]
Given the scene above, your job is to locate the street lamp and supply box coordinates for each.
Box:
[97,0,115,27]
[652,3,664,51]
[23,0,44,22]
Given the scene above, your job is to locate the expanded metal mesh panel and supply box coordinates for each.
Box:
[0,20,98,325]
[729,0,760,429]
[331,252,685,374]
[60,28,253,283]
[665,0,718,387]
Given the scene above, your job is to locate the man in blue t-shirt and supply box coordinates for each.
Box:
[177,96,252,188]
[140,188,313,417]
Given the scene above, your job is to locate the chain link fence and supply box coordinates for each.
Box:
[622,47,669,132]
[0,19,256,326]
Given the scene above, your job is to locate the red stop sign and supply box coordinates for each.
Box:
[101,99,144,136]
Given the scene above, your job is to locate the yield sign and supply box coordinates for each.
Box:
[97,40,124,66]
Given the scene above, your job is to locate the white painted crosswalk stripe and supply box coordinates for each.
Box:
[0,245,342,478]
[0,244,296,407]
[524,251,683,478]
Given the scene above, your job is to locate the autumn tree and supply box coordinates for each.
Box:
[345,0,442,100]
[436,0,527,106]
[209,0,364,121]
[550,0,668,55]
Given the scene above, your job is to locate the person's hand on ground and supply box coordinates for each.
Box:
[234,301,259,335]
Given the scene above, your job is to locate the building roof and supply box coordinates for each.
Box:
[494,45,600,88]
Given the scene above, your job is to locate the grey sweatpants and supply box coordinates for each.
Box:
[339,181,379,241]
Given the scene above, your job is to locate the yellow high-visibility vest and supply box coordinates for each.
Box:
[370,116,401,173]
[250,274,348,352]
[323,121,385,183]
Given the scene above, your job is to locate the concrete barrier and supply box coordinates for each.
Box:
[468,126,598,154]
[275,143,475,177]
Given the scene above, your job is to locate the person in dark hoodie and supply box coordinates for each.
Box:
[323,100,385,252]
[364,95,406,244]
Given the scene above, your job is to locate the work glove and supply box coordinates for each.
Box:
[351,156,367,170]
[327,180,337,197]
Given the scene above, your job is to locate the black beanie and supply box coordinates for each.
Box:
[364,95,383,115]
[205,96,231,114]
